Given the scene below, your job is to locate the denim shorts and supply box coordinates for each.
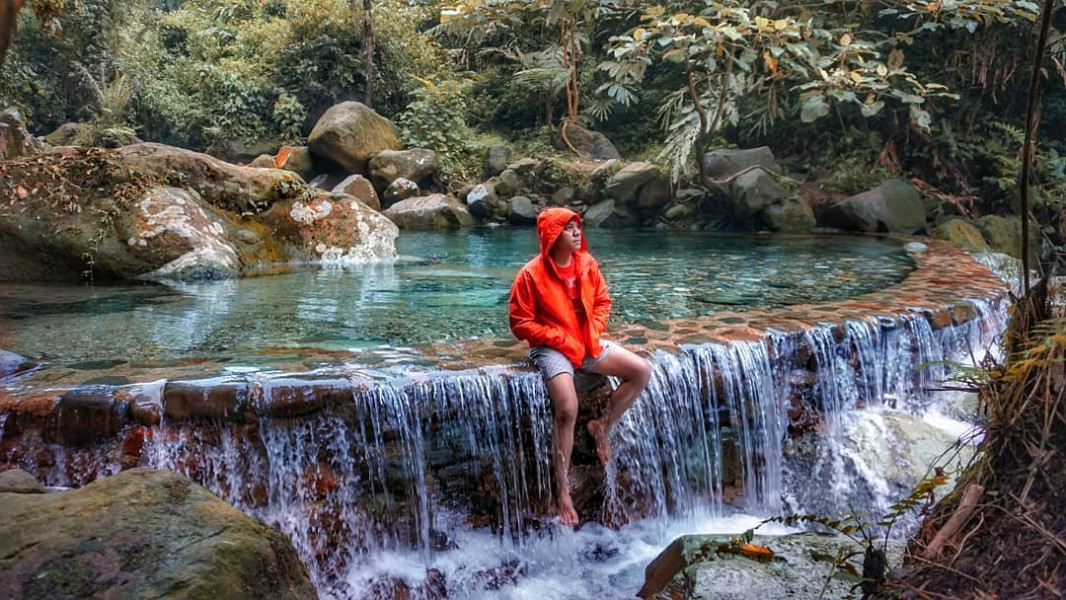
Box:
[529,341,615,381]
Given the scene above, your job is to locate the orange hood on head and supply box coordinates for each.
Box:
[536,207,587,257]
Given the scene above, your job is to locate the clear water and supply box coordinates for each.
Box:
[0,230,911,366]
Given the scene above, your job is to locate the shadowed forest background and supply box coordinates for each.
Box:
[4,0,1065,251]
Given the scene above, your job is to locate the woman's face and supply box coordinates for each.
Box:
[554,219,582,253]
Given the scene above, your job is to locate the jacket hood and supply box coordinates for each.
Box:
[536,207,587,257]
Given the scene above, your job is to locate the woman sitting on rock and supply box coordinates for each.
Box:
[508,207,651,526]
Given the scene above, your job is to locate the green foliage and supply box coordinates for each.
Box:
[603,1,962,179]
[272,91,306,143]
[398,77,477,182]
[7,0,446,150]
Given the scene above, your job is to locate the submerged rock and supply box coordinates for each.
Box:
[0,468,318,600]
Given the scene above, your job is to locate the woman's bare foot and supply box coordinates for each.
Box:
[587,420,611,467]
[557,495,579,526]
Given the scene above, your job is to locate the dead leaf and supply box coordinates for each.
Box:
[740,544,775,562]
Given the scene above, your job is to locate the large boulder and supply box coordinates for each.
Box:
[466,182,498,218]
[821,179,926,234]
[307,101,402,174]
[0,146,396,282]
[116,143,295,214]
[976,214,1038,260]
[368,148,438,191]
[583,198,640,228]
[0,108,44,159]
[0,468,317,600]
[0,184,242,282]
[507,195,538,225]
[762,197,816,233]
[384,194,475,229]
[119,186,243,280]
[604,162,661,206]
[552,123,620,160]
[331,174,380,211]
[382,178,420,208]
[933,219,990,253]
[484,144,511,178]
[701,147,780,181]
[276,145,316,181]
[257,191,399,263]
[730,168,789,218]
[205,137,281,164]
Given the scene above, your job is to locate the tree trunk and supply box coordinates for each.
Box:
[363,0,374,106]
[685,56,710,187]
[1019,0,1056,293]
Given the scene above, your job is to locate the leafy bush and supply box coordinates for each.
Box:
[398,77,476,182]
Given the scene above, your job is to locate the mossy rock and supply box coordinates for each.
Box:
[932,219,989,253]
[307,101,402,174]
[0,468,317,600]
[976,215,1039,262]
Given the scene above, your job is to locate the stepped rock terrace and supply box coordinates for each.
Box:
[0,234,1010,597]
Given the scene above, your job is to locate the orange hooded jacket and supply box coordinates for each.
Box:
[509,207,612,368]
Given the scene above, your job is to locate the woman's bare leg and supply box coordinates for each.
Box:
[546,373,580,526]
[587,346,651,466]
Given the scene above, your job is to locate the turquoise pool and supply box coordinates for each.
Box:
[0,230,912,366]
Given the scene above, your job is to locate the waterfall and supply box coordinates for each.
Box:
[1,296,1006,596]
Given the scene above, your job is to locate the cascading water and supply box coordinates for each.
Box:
[3,294,1007,598]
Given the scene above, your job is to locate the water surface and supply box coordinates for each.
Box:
[0,230,912,366]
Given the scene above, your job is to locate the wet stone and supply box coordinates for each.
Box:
[633,319,670,331]
[677,335,716,345]
[163,380,250,422]
[43,391,124,446]
[254,379,353,419]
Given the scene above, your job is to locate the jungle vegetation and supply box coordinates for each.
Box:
[3,0,1065,222]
